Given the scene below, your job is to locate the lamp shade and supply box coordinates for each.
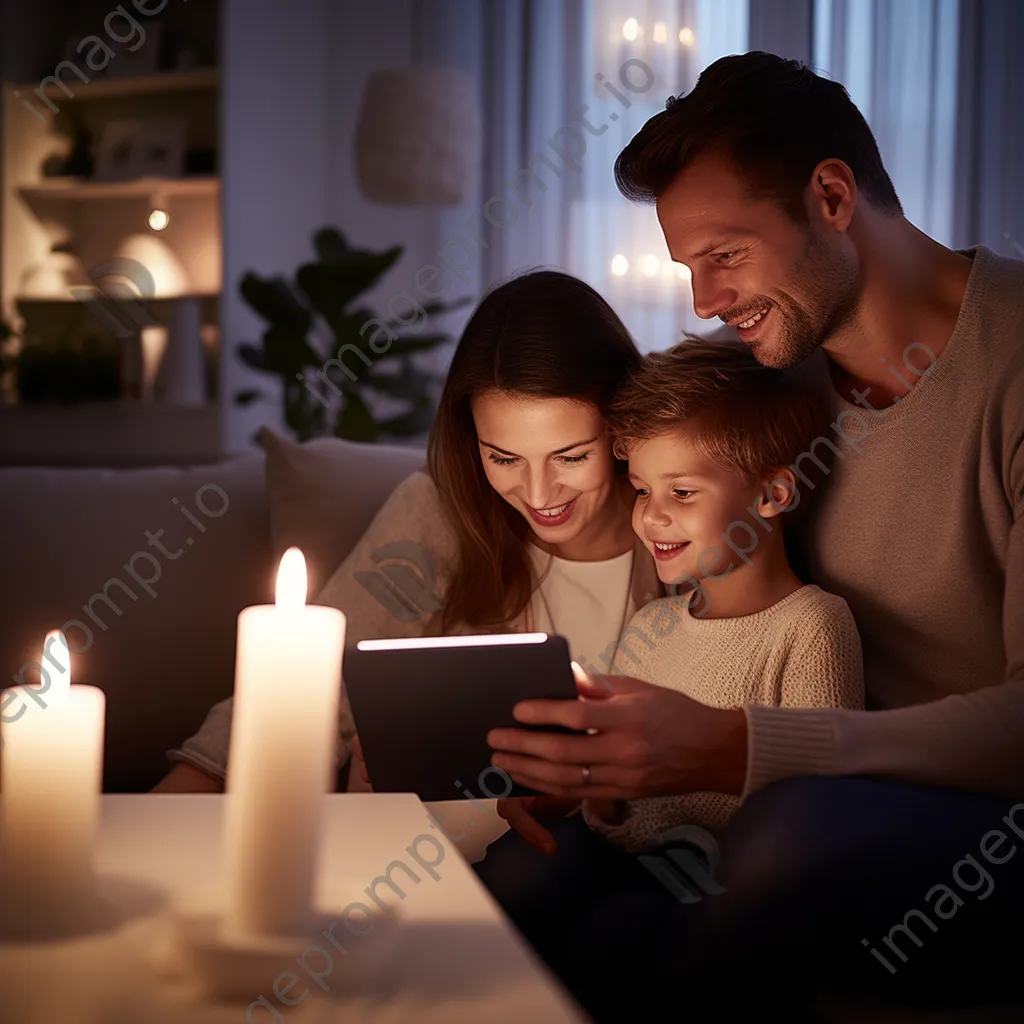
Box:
[110,234,191,298]
[355,67,482,205]
[19,249,88,299]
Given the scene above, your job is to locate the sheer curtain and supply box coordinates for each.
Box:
[812,0,961,247]
[466,0,747,351]
[951,0,1024,258]
[568,0,749,351]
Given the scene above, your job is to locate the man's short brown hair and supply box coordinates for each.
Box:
[608,337,829,485]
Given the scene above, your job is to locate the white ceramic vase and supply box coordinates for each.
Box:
[156,297,206,406]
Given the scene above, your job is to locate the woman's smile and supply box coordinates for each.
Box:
[525,497,578,528]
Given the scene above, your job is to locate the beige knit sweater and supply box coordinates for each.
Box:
[746,246,1024,802]
[584,586,864,852]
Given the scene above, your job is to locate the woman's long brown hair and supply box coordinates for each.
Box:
[426,270,641,629]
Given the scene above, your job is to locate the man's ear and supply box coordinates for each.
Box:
[755,467,801,520]
[808,158,857,232]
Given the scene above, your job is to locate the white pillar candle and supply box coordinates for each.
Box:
[0,631,106,929]
[223,548,345,939]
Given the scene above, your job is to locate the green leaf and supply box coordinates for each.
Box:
[296,247,403,327]
[384,296,473,325]
[378,294,468,329]
[235,388,264,406]
[240,273,312,334]
[361,365,436,400]
[237,342,269,372]
[313,228,351,264]
[263,326,322,374]
[383,334,454,357]
[334,390,379,442]
[378,403,436,437]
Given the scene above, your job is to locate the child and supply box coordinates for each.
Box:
[583,338,864,853]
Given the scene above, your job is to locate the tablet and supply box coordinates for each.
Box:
[343,632,579,802]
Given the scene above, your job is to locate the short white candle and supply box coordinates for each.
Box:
[0,630,106,928]
[223,547,346,939]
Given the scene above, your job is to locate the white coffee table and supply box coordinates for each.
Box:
[87,793,586,1023]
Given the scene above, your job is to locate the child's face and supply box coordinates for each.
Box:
[628,431,764,586]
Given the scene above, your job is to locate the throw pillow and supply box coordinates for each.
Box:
[258,428,425,601]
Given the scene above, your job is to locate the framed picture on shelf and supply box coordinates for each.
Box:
[95,118,186,180]
[138,119,186,177]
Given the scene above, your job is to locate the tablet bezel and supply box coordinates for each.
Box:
[343,632,579,802]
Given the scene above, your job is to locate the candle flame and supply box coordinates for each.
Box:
[275,547,307,609]
[42,629,71,704]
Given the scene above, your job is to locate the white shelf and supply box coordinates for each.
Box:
[0,403,221,467]
[19,176,220,202]
[21,69,219,102]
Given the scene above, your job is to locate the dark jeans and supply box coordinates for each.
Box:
[474,778,1024,1021]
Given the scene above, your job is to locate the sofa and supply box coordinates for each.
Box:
[0,432,425,792]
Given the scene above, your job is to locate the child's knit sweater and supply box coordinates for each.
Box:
[583,585,864,852]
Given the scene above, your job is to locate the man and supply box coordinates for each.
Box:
[482,51,1023,1017]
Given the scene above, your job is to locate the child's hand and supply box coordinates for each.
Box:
[496,795,580,855]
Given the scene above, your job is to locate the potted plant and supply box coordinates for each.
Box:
[235,227,469,442]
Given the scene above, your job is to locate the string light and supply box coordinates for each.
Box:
[148,191,170,231]
[622,17,639,41]
[609,254,694,282]
[679,27,695,46]
[653,22,667,44]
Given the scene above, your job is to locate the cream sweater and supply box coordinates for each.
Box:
[584,586,864,852]
[746,246,1024,801]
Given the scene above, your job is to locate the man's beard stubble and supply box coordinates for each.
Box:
[756,229,861,369]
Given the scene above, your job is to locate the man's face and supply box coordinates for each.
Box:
[656,151,860,368]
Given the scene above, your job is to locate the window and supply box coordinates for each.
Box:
[569,0,749,351]
[813,0,960,246]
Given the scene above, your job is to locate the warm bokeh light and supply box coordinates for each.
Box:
[679,26,695,47]
[148,208,170,231]
[611,254,629,276]
[653,22,667,44]
[622,17,638,41]
[275,547,308,609]
[642,254,660,276]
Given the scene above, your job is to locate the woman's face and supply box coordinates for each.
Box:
[471,391,618,546]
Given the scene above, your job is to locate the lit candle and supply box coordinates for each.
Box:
[223,548,346,938]
[0,630,106,928]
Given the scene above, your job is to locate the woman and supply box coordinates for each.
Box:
[155,270,661,853]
